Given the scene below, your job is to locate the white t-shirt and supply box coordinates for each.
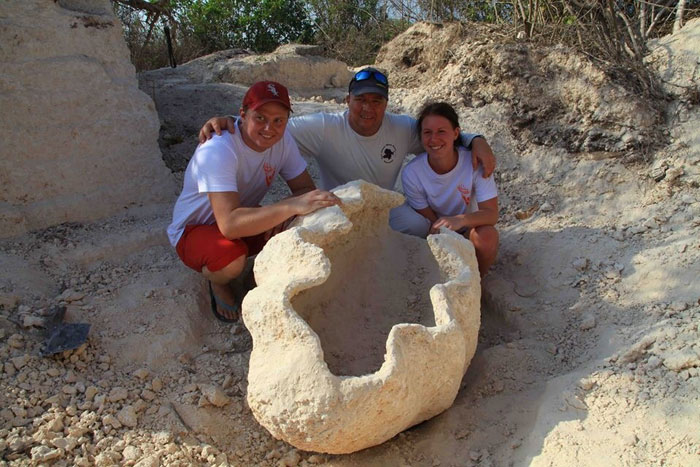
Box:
[166,121,307,246]
[401,146,498,218]
[288,111,480,191]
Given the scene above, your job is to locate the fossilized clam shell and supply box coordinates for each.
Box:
[242,181,481,454]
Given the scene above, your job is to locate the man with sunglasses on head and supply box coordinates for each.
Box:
[198,67,496,237]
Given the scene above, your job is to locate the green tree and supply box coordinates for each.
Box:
[307,0,410,65]
[113,0,315,70]
[178,0,314,53]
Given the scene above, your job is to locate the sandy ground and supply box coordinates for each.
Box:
[1,20,699,467]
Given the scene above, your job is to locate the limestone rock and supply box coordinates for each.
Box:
[200,384,229,408]
[0,0,176,238]
[243,181,482,454]
[117,406,138,428]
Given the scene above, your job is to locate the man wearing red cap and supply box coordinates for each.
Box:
[168,81,340,322]
[198,67,496,237]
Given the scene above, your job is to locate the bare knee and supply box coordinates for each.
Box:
[470,226,499,255]
[202,254,247,284]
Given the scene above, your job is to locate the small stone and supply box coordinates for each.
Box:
[108,387,128,402]
[57,289,85,303]
[31,445,62,462]
[141,389,156,401]
[4,363,16,376]
[649,160,668,181]
[628,224,647,235]
[307,454,325,464]
[643,218,658,229]
[8,333,24,349]
[151,378,163,392]
[21,315,44,328]
[201,384,230,408]
[279,449,301,467]
[52,436,78,452]
[572,258,589,271]
[11,406,27,418]
[0,293,20,309]
[202,444,218,458]
[62,385,77,395]
[102,414,121,429]
[95,452,119,466]
[133,368,150,380]
[222,375,234,389]
[47,368,61,377]
[45,393,63,405]
[619,336,655,364]
[117,405,138,428]
[123,445,142,460]
[578,378,596,391]
[611,230,624,241]
[663,349,700,372]
[85,386,99,401]
[177,353,192,365]
[469,450,482,461]
[623,433,638,446]
[47,416,64,432]
[134,455,160,467]
[11,355,30,370]
[8,435,26,452]
[646,355,662,369]
[152,431,173,444]
[670,301,688,312]
[665,166,684,181]
[580,314,596,331]
[539,202,553,212]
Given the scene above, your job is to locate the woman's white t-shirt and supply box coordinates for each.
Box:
[401,146,497,218]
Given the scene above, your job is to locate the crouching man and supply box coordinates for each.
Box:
[167,81,340,322]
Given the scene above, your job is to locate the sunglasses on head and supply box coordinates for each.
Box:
[351,70,388,86]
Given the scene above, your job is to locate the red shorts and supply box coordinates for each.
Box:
[175,224,266,273]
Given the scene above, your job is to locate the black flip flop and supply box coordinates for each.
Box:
[208,281,240,323]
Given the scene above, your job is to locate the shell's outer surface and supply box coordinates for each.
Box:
[242,180,481,454]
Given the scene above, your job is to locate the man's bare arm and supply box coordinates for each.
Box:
[470,137,496,178]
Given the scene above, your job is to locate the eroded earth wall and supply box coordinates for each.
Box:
[0,0,176,238]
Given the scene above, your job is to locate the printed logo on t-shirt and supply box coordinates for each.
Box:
[457,184,471,206]
[381,144,396,163]
[263,163,275,186]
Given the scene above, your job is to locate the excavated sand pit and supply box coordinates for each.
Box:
[242,181,482,454]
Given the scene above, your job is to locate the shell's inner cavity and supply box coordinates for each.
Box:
[291,232,442,377]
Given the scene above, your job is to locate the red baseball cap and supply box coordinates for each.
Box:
[242,81,292,112]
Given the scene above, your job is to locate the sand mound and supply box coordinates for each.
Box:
[377,22,663,154]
